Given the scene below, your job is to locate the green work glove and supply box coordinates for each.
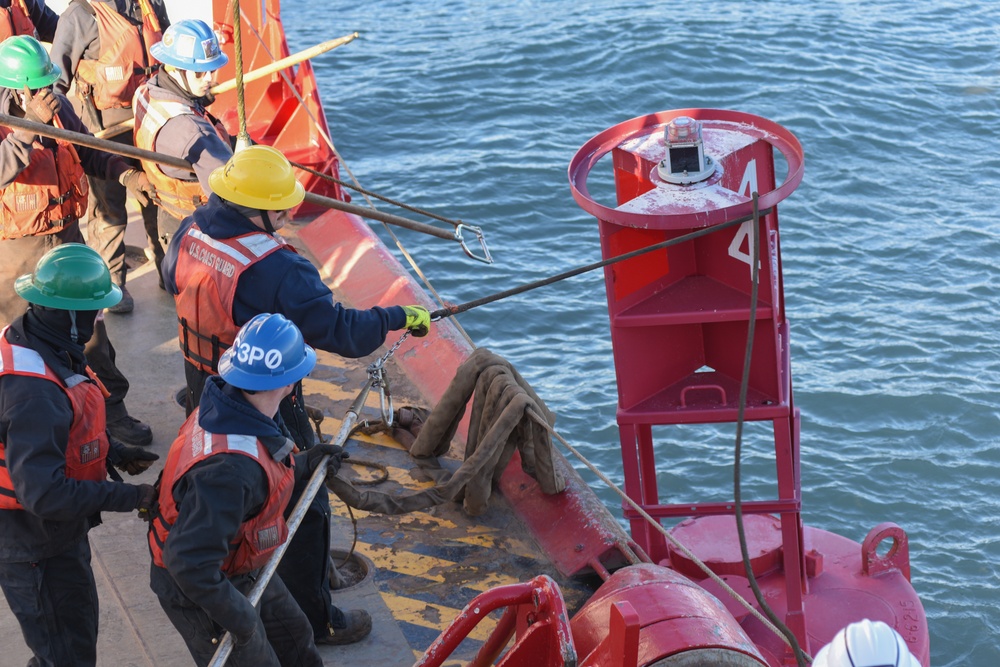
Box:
[402,305,430,337]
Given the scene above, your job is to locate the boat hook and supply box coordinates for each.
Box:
[290,160,491,264]
[0,113,492,261]
[427,206,772,322]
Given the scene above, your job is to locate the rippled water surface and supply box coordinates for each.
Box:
[283,2,999,663]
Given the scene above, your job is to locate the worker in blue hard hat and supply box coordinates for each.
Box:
[148,313,342,666]
[161,144,431,646]
[132,18,233,283]
[0,244,158,666]
[813,619,922,667]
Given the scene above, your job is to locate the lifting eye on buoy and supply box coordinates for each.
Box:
[657,116,716,185]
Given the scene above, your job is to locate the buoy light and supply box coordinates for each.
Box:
[657,116,716,185]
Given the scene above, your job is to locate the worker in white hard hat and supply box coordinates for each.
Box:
[813,619,922,667]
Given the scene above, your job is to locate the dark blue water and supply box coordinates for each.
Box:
[285,2,999,663]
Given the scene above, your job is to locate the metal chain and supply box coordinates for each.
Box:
[365,330,411,427]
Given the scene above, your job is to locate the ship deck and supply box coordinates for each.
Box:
[0,212,601,666]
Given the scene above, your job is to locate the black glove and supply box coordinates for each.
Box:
[304,444,349,477]
[233,625,257,648]
[134,483,157,520]
[108,439,159,476]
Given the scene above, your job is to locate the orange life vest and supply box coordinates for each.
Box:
[75,0,162,111]
[174,225,291,373]
[0,0,35,42]
[133,85,230,219]
[0,331,110,511]
[0,118,89,240]
[148,412,295,575]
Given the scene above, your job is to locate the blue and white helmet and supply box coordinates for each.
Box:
[150,19,229,72]
[813,620,921,667]
[218,313,316,391]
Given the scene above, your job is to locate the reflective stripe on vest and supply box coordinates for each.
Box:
[0,118,89,240]
[148,413,295,575]
[75,0,162,111]
[0,0,36,42]
[0,330,109,511]
[133,85,230,219]
[173,226,289,373]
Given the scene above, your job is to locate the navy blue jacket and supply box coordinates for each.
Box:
[0,320,143,563]
[162,195,407,358]
[156,376,314,639]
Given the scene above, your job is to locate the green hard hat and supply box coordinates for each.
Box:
[0,35,61,90]
[14,244,122,310]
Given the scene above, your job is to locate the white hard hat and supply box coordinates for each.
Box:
[813,620,921,667]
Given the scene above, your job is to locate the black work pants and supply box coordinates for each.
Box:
[280,476,347,639]
[184,362,345,637]
[150,564,323,667]
[0,538,99,667]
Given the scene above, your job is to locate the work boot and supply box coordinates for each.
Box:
[107,414,153,447]
[107,285,134,314]
[315,609,372,645]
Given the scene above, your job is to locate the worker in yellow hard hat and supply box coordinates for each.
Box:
[160,144,431,646]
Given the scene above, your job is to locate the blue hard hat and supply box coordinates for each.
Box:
[150,19,229,72]
[218,313,316,391]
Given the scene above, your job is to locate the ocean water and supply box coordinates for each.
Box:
[285,1,999,664]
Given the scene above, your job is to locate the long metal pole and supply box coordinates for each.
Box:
[428,207,772,320]
[207,379,374,667]
[0,114,461,241]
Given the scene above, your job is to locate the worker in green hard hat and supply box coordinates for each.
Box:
[0,243,159,666]
[0,34,157,447]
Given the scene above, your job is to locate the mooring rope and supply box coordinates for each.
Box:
[229,0,251,147]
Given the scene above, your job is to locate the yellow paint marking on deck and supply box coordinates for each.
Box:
[301,377,357,403]
[378,591,495,642]
[356,543,521,592]
[327,504,539,556]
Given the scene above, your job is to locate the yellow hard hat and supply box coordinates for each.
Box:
[209,145,305,210]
